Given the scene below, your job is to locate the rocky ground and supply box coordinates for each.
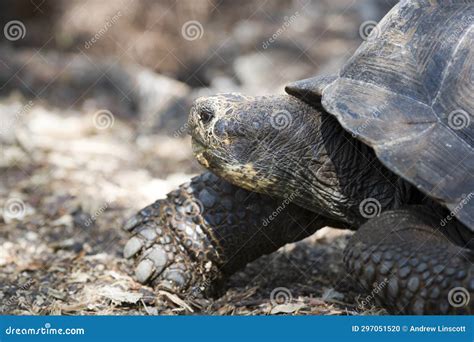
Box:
[0,0,397,315]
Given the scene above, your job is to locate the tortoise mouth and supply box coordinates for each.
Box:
[191,136,206,150]
[191,139,211,169]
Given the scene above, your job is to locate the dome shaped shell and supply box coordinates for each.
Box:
[288,0,474,230]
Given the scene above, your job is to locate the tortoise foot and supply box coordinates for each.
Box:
[123,176,224,296]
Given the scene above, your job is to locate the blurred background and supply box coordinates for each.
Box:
[0,0,397,315]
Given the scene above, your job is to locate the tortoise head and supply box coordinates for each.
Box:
[188,93,318,196]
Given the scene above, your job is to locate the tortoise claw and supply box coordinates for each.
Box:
[155,262,192,292]
[123,236,144,258]
[135,259,155,283]
[123,214,142,231]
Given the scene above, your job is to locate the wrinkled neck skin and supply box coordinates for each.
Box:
[189,94,412,227]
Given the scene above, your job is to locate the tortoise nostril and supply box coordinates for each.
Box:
[199,107,214,125]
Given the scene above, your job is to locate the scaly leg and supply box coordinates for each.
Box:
[344,207,473,314]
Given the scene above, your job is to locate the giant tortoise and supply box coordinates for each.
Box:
[123,0,473,314]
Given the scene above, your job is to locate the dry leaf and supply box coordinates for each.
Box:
[270,303,305,314]
[158,290,194,312]
[99,286,143,304]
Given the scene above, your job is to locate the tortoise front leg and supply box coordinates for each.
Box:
[344,207,474,314]
[123,172,341,296]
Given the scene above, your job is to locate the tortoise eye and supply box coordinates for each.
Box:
[199,107,214,125]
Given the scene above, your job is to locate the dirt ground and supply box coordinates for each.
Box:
[0,0,396,315]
